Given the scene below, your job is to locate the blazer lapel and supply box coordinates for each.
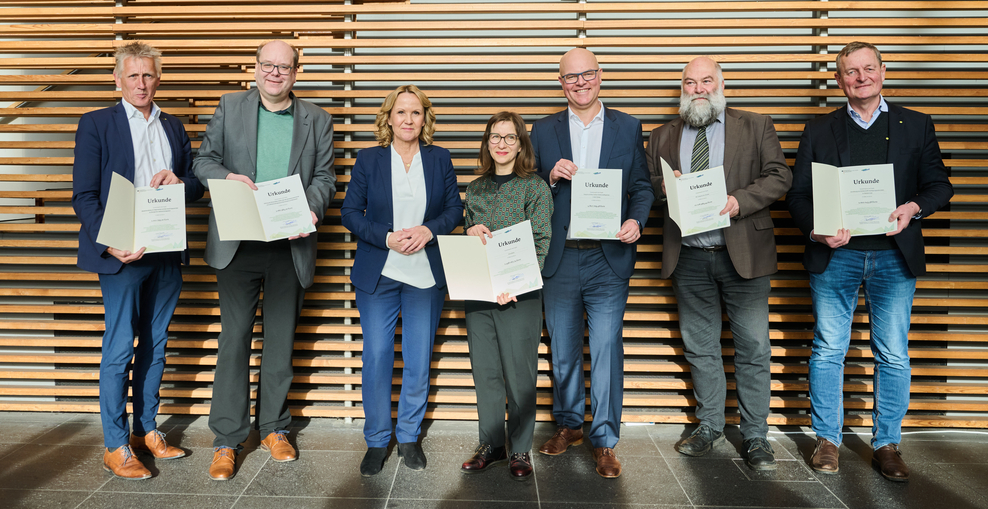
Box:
[420,143,435,214]
[553,112,573,162]
[379,146,395,223]
[664,117,685,173]
[288,96,310,176]
[723,108,742,179]
[830,106,851,166]
[598,107,618,168]
[242,91,259,179]
[159,115,182,169]
[886,103,904,161]
[111,103,136,182]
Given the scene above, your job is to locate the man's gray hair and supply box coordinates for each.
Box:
[256,40,300,70]
[836,42,883,74]
[114,42,162,77]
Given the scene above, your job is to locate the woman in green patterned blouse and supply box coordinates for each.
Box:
[459,111,552,480]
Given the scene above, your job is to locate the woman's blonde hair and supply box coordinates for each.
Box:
[374,85,436,147]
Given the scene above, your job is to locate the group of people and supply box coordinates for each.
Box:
[72,39,951,485]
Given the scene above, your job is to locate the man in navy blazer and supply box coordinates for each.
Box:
[72,42,203,480]
[531,48,655,478]
[787,42,953,481]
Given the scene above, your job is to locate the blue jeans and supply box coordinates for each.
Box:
[671,246,772,440]
[809,248,916,449]
[356,276,445,447]
[98,255,182,449]
[543,247,629,449]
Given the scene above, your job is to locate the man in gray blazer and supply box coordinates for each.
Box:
[193,40,336,480]
[646,57,791,470]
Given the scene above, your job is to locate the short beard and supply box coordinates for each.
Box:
[679,88,727,128]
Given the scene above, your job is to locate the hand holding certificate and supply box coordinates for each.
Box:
[207,173,316,242]
[570,168,622,239]
[437,220,543,303]
[97,172,187,253]
[812,162,897,236]
[659,157,730,236]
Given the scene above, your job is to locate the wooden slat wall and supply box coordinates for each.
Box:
[1,1,986,429]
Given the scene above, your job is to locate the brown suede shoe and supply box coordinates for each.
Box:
[131,430,185,460]
[810,437,839,474]
[103,445,151,480]
[592,447,622,478]
[260,431,297,462]
[538,427,584,456]
[873,444,909,482]
[209,447,236,481]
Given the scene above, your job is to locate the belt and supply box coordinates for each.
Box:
[565,239,602,250]
[687,245,726,252]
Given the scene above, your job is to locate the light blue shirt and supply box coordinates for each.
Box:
[679,110,727,248]
[567,100,606,240]
[847,96,889,130]
[121,99,172,188]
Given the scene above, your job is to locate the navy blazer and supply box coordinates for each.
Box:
[787,102,953,277]
[340,143,463,294]
[72,103,204,274]
[531,107,655,279]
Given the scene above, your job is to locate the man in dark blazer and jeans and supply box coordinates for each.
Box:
[647,56,791,471]
[787,42,953,482]
[531,48,654,478]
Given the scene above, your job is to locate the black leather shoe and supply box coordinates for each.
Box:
[360,447,388,477]
[461,443,507,474]
[675,425,725,457]
[509,452,533,480]
[743,437,777,471]
[398,442,426,471]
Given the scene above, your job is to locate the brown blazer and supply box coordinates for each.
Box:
[646,107,791,279]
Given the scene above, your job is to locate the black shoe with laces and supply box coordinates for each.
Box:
[509,452,533,480]
[675,424,725,457]
[743,437,777,471]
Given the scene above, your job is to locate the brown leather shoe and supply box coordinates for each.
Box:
[209,447,236,481]
[260,431,297,462]
[131,430,185,460]
[873,444,909,482]
[810,437,839,474]
[592,447,622,478]
[461,443,507,473]
[103,445,151,480]
[538,427,584,456]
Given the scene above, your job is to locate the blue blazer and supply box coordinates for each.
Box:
[531,107,655,279]
[787,102,954,277]
[341,143,464,294]
[72,103,204,274]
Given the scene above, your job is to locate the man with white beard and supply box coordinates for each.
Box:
[645,57,791,469]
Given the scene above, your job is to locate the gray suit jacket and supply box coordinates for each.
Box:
[193,89,336,288]
[646,107,791,279]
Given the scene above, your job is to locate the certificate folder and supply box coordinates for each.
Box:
[811,162,897,236]
[659,157,729,236]
[207,173,316,242]
[438,220,543,302]
[96,172,187,253]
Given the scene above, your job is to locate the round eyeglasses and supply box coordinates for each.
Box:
[488,133,518,146]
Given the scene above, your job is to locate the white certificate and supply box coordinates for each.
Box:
[659,157,730,236]
[812,162,897,236]
[570,168,621,239]
[207,173,316,242]
[438,220,543,302]
[97,172,187,253]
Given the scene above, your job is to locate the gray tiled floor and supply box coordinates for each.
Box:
[1,412,987,508]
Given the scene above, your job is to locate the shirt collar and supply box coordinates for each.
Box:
[259,92,296,115]
[684,108,726,131]
[121,98,160,121]
[568,100,605,126]
[847,95,888,122]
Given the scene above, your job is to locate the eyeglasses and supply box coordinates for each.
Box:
[488,133,518,145]
[560,69,600,84]
[258,62,294,75]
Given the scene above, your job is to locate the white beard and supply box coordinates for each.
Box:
[679,88,727,128]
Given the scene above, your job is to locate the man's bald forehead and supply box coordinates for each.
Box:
[560,48,598,74]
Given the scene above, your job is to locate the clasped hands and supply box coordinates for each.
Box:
[388,225,433,256]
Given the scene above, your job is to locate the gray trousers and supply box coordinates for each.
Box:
[671,246,772,440]
[464,293,542,453]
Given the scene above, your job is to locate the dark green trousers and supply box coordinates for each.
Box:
[464,293,542,453]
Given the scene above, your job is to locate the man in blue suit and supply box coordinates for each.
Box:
[72,41,203,479]
[531,48,655,478]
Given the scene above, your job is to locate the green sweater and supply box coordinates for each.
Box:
[464,173,553,270]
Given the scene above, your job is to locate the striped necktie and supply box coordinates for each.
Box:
[690,125,709,173]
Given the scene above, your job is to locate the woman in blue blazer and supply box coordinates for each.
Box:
[341,85,463,476]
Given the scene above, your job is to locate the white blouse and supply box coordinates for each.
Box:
[380,145,437,289]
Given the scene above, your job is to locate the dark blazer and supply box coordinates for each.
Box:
[531,107,655,280]
[646,108,792,280]
[193,89,337,288]
[72,103,204,274]
[340,143,464,294]
[787,102,954,277]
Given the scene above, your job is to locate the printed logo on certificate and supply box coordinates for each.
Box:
[570,168,622,239]
[811,162,897,236]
